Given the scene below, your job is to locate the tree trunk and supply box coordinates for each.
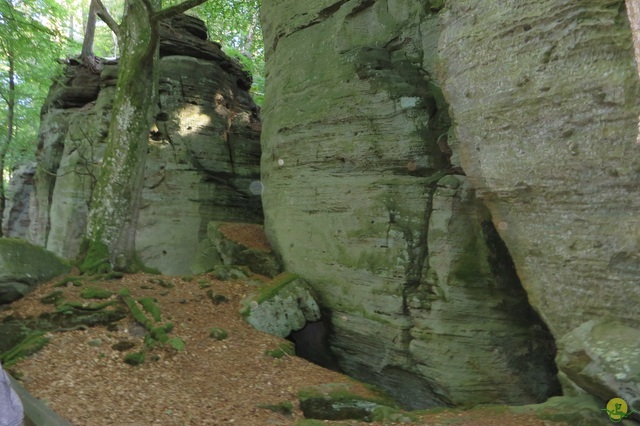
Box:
[80,0,208,272]
[81,0,159,272]
[0,50,15,238]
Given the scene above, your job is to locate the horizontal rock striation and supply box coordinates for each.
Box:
[261,0,559,409]
[439,0,640,398]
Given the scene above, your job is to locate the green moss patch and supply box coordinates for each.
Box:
[124,351,146,366]
[54,276,84,287]
[209,327,228,340]
[78,240,112,274]
[206,290,228,305]
[298,382,399,422]
[40,290,64,305]
[138,297,162,322]
[80,287,113,299]
[0,332,50,367]
[119,291,184,364]
[265,341,294,359]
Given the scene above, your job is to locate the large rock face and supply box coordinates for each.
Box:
[261,0,559,409]
[23,15,262,275]
[439,0,640,401]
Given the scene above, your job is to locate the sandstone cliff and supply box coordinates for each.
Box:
[19,15,262,275]
[439,0,640,409]
[260,0,562,409]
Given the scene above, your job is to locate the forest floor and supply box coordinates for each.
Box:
[1,271,573,426]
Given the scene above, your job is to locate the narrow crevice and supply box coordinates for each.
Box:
[480,219,563,401]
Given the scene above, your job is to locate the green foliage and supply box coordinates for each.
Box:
[195,0,264,105]
[0,0,69,173]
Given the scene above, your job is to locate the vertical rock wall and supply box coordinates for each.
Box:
[24,15,262,275]
[439,0,640,403]
[261,0,559,409]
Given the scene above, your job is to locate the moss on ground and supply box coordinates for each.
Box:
[119,291,184,365]
[265,341,295,358]
[80,287,113,299]
[78,240,112,275]
[0,332,50,367]
[209,327,228,340]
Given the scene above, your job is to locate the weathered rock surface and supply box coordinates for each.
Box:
[556,319,640,420]
[203,221,281,277]
[261,0,559,409]
[241,273,321,338]
[298,382,399,422]
[439,0,640,396]
[22,15,262,275]
[2,162,36,238]
[0,239,70,304]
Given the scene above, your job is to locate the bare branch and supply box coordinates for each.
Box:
[153,0,208,22]
[95,0,121,39]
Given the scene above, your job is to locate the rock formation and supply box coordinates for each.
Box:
[2,162,36,239]
[0,239,70,304]
[439,0,640,409]
[260,0,560,409]
[21,14,262,275]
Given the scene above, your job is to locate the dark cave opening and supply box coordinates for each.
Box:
[480,219,563,400]
[286,317,342,373]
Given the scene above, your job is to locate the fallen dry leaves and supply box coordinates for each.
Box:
[2,272,567,426]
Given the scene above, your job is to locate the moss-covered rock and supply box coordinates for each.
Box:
[205,222,281,278]
[0,238,71,304]
[240,273,321,338]
[298,382,398,421]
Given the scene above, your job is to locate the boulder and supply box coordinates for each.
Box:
[203,221,281,277]
[240,273,320,338]
[0,239,70,304]
[556,319,640,420]
[24,14,263,275]
[298,382,398,422]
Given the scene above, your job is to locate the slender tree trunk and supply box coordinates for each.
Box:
[81,0,98,59]
[82,0,159,271]
[80,0,208,272]
[626,0,640,143]
[0,50,15,238]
